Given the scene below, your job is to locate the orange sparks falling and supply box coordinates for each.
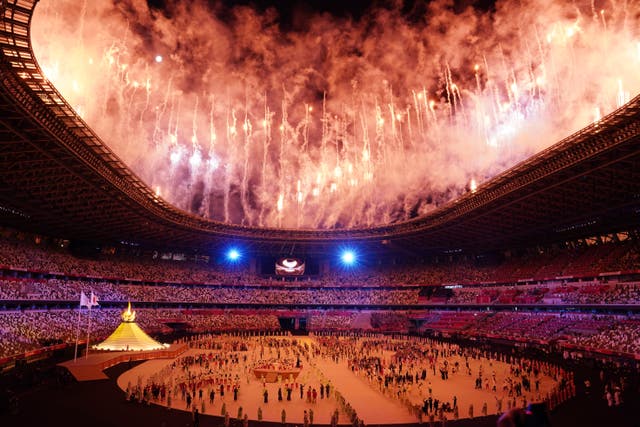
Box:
[29,0,640,229]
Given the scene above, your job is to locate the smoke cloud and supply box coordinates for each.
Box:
[30,0,640,229]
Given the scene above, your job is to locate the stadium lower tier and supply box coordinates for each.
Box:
[1,308,638,361]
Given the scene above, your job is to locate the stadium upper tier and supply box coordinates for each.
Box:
[1,1,640,255]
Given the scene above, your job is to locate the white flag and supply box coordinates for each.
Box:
[80,291,90,307]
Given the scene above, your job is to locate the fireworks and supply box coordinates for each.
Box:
[30,0,640,229]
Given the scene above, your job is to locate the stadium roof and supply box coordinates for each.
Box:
[1,0,640,256]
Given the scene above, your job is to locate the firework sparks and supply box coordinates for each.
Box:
[30,0,640,229]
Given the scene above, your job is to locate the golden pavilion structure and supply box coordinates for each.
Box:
[93,302,168,351]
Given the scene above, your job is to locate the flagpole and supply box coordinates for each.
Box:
[85,302,92,359]
[73,302,82,362]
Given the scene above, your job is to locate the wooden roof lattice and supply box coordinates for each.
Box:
[1,0,640,256]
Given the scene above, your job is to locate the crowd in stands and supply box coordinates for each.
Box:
[0,308,280,359]
[550,282,640,305]
[307,312,358,331]
[3,276,640,308]
[1,306,639,360]
[0,236,256,285]
[0,278,420,305]
[441,282,640,306]
[568,319,640,355]
[1,230,640,362]
[0,309,120,359]
[370,312,411,332]
[1,231,639,289]
[412,310,640,357]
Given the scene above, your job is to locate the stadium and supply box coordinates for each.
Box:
[0,0,639,426]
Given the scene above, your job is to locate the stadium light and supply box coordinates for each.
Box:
[340,249,356,266]
[227,248,241,261]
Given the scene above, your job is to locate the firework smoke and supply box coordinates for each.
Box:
[31,0,640,229]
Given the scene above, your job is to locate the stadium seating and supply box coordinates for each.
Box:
[1,231,639,360]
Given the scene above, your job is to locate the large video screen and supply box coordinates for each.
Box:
[275,257,305,276]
